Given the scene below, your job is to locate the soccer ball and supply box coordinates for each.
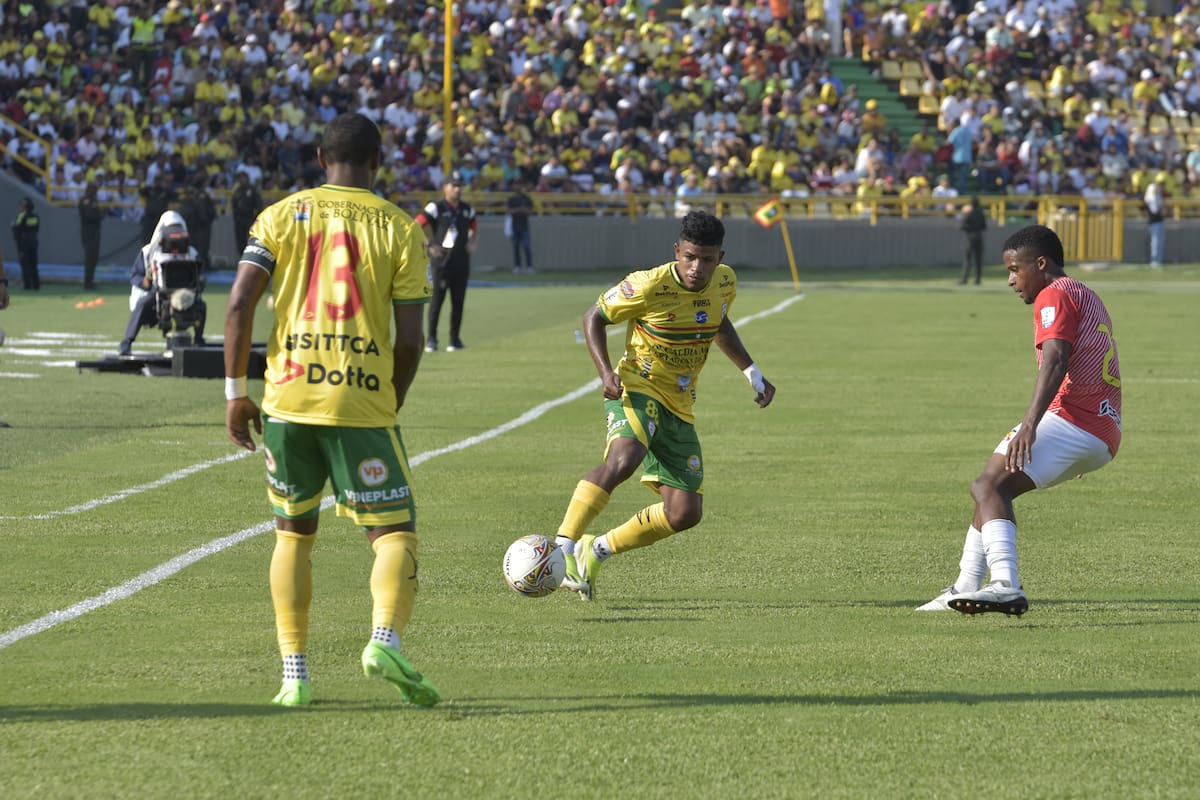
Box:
[502,534,565,597]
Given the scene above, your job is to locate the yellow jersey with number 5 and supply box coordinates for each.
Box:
[597,262,737,423]
[241,184,431,427]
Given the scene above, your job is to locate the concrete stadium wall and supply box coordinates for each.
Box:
[0,182,1190,277]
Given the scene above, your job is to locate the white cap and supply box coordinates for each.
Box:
[1141,68,1154,80]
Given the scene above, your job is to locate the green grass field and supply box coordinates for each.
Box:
[1,263,1198,799]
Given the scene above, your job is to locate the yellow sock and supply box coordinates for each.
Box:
[556,480,611,541]
[370,531,419,634]
[270,530,314,657]
[606,503,677,554]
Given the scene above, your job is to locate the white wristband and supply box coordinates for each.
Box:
[742,363,765,394]
[225,376,248,401]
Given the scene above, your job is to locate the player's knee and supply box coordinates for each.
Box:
[665,503,702,532]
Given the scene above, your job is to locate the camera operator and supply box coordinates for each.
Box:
[118,210,207,356]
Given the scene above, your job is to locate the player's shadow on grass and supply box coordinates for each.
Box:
[447,687,1200,717]
[0,702,289,723]
[607,597,1200,614]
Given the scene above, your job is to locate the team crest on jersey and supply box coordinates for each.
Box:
[677,375,692,393]
[687,455,701,471]
[293,200,312,221]
[358,457,388,486]
[620,280,636,299]
[1040,306,1056,328]
[647,420,656,437]
[264,446,277,473]
[695,311,708,323]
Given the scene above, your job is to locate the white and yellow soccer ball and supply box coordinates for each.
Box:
[502,534,565,597]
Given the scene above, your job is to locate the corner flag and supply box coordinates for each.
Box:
[753,197,784,228]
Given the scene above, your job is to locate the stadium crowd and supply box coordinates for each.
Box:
[2,0,1199,225]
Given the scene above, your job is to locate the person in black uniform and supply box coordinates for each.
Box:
[958,195,987,285]
[79,182,104,290]
[140,173,174,245]
[179,179,217,269]
[11,197,40,290]
[230,171,263,256]
[415,170,477,352]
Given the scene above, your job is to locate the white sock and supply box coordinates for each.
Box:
[953,526,988,593]
[594,534,613,562]
[370,626,401,650]
[555,535,576,556]
[980,519,1019,587]
[282,653,309,682]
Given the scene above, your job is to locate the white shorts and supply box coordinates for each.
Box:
[993,411,1113,489]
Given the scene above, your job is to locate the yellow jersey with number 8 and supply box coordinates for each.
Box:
[597,262,737,423]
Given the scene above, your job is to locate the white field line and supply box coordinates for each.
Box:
[0,297,801,651]
[0,372,40,379]
[0,452,256,521]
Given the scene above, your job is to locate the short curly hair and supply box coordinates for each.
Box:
[1003,225,1064,267]
[679,211,725,248]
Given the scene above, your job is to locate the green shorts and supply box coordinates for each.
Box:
[604,392,704,494]
[262,417,417,529]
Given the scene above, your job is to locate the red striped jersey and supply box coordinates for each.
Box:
[1033,275,1122,455]
[596,262,737,423]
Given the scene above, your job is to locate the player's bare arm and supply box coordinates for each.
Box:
[714,316,776,408]
[392,304,424,410]
[582,303,622,399]
[1007,337,1071,472]
[223,262,269,451]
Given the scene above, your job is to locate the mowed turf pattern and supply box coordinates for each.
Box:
[0,265,1197,799]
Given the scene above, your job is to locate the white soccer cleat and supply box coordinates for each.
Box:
[948,581,1028,616]
[915,586,960,612]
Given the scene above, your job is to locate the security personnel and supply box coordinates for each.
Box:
[11,197,40,290]
[230,171,263,256]
[414,170,477,352]
[79,182,104,290]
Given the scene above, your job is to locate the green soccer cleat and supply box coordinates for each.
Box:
[560,549,585,593]
[271,678,312,708]
[575,533,600,602]
[361,641,441,707]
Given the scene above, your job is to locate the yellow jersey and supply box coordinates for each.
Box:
[243,185,431,428]
[597,262,737,423]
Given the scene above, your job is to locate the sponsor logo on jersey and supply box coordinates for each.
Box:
[620,280,636,299]
[1040,306,1056,328]
[358,457,388,486]
[344,486,411,504]
[1098,399,1122,429]
[695,311,708,323]
[693,298,710,307]
[285,332,381,355]
[293,200,311,221]
[267,472,298,498]
[274,358,381,391]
